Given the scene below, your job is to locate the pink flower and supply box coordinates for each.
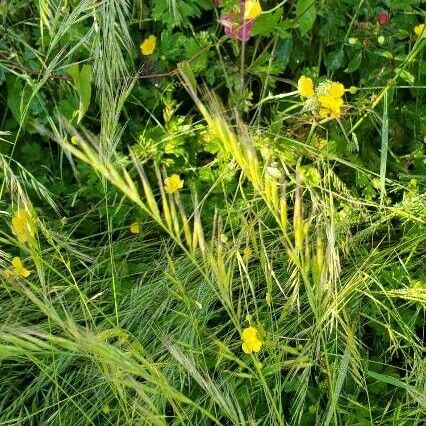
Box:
[378,10,389,25]
[219,12,254,42]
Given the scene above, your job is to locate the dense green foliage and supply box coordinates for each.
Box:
[0,1,425,425]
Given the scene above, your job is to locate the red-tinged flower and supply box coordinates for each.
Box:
[214,0,222,6]
[378,10,389,25]
[219,13,254,42]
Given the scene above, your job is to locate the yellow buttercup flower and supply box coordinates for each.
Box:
[244,0,262,20]
[414,23,425,37]
[130,221,140,234]
[318,81,345,119]
[298,75,315,98]
[140,35,156,56]
[241,326,262,354]
[11,209,35,243]
[4,257,31,279]
[318,94,344,118]
[164,174,184,194]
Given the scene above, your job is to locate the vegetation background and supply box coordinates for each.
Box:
[0,0,425,425]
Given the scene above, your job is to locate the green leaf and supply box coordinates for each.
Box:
[296,0,317,35]
[67,64,80,85]
[67,64,92,123]
[276,37,293,69]
[78,64,92,120]
[252,9,282,36]
[345,51,362,73]
[327,49,345,71]
[396,68,415,85]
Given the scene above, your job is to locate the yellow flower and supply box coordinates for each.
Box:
[4,257,31,278]
[328,82,345,98]
[241,326,262,354]
[140,35,156,55]
[318,81,345,119]
[298,75,315,98]
[11,209,35,243]
[244,0,262,20]
[130,221,140,234]
[414,23,425,37]
[164,174,184,194]
[318,95,344,118]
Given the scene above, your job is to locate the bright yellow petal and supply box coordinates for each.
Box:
[244,0,262,20]
[319,108,330,118]
[11,256,23,270]
[251,338,262,353]
[130,221,140,234]
[298,76,315,98]
[11,257,31,278]
[140,35,156,56]
[242,342,251,354]
[242,326,258,340]
[414,24,425,37]
[328,82,345,98]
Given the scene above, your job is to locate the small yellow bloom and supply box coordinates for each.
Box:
[130,221,140,234]
[328,82,345,98]
[318,81,345,119]
[244,0,262,20]
[164,174,184,194]
[140,35,156,55]
[241,326,262,354]
[298,75,315,98]
[414,23,425,37]
[318,95,343,118]
[7,257,31,278]
[11,209,35,243]
[70,135,79,145]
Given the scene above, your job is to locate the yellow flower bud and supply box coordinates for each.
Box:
[140,35,156,56]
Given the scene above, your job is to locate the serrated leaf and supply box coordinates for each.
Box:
[296,0,317,35]
[252,9,282,36]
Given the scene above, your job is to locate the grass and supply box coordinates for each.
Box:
[0,1,425,425]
